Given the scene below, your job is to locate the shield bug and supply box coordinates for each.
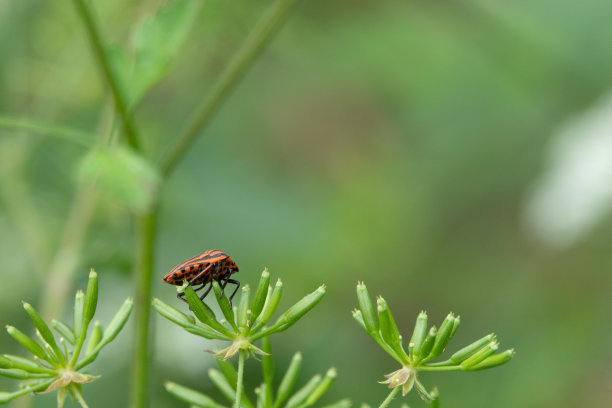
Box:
[163,249,240,304]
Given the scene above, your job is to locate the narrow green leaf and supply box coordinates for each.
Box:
[1,354,53,374]
[165,381,227,408]
[268,285,325,332]
[101,298,133,345]
[418,326,437,362]
[185,286,233,337]
[185,324,231,341]
[427,313,455,360]
[377,297,409,365]
[0,379,54,403]
[319,399,352,408]
[273,352,302,408]
[0,368,49,379]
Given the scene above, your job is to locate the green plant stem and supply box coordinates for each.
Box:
[235,350,246,408]
[160,0,301,176]
[418,365,462,372]
[0,115,93,147]
[71,384,90,408]
[378,386,400,408]
[130,208,158,408]
[71,0,140,150]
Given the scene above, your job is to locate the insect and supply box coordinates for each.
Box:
[163,249,240,304]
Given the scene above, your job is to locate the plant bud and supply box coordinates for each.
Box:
[165,381,225,408]
[22,302,61,360]
[6,326,47,361]
[82,269,98,331]
[251,269,270,321]
[427,313,455,360]
[85,321,103,356]
[305,367,337,405]
[467,349,515,371]
[212,281,237,331]
[449,334,495,363]
[410,311,428,357]
[377,298,409,365]
[271,285,326,331]
[152,298,195,328]
[274,352,302,408]
[51,320,75,345]
[285,374,322,408]
[0,356,11,369]
[73,291,85,337]
[252,279,283,331]
[460,341,499,369]
[356,282,378,335]
[237,285,251,330]
[419,326,437,361]
[101,298,133,345]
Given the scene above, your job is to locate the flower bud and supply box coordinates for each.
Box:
[185,286,232,337]
[449,334,495,364]
[356,282,378,335]
[285,374,322,408]
[274,352,302,408]
[22,302,61,360]
[152,298,195,327]
[460,341,499,369]
[101,298,133,345]
[73,291,84,337]
[427,313,455,360]
[252,279,283,331]
[410,311,428,357]
[377,297,409,365]
[82,269,98,331]
[212,281,237,331]
[6,326,47,361]
[185,323,230,340]
[0,368,41,379]
[0,356,11,369]
[271,285,325,331]
[251,269,270,321]
[305,367,337,405]
[1,355,48,373]
[51,320,75,345]
[419,326,437,361]
[450,315,460,339]
[237,285,250,330]
[85,321,103,357]
[467,349,515,371]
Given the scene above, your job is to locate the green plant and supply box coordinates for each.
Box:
[154,269,329,408]
[354,282,515,407]
[0,270,133,407]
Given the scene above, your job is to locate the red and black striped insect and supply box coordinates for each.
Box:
[163,249,240,304]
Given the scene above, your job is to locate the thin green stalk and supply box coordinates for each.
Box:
[378,387,400,408]
[418,365,462,372]
[235,350,246,408]
[71,0,140,150]
[130,208,158,408]
[160,0,301,175]
[0,115,93,147]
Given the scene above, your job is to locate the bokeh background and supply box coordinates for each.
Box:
[2,0,612,407]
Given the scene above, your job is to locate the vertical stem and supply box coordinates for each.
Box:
[378,387,400,408]
[130,207,159,408]
[71,0,140,150]
[235,350,247,408]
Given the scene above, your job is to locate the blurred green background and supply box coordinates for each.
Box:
[2,0,612,407]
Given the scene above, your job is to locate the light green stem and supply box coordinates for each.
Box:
[160,0,302,176]
[71,0,140,150]
[378,386,400,408]
[130,208,158,408]
[418,365,463,372]
[235,350,247,408]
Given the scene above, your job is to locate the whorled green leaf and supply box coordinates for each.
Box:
[78,146,162,214]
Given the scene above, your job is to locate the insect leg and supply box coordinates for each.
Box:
[198,282,214,301]
[177,282,207,303]
[225,279,241,305]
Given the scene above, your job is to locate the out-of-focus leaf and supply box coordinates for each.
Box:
[78,146,161,213]
[107,0,202,108]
